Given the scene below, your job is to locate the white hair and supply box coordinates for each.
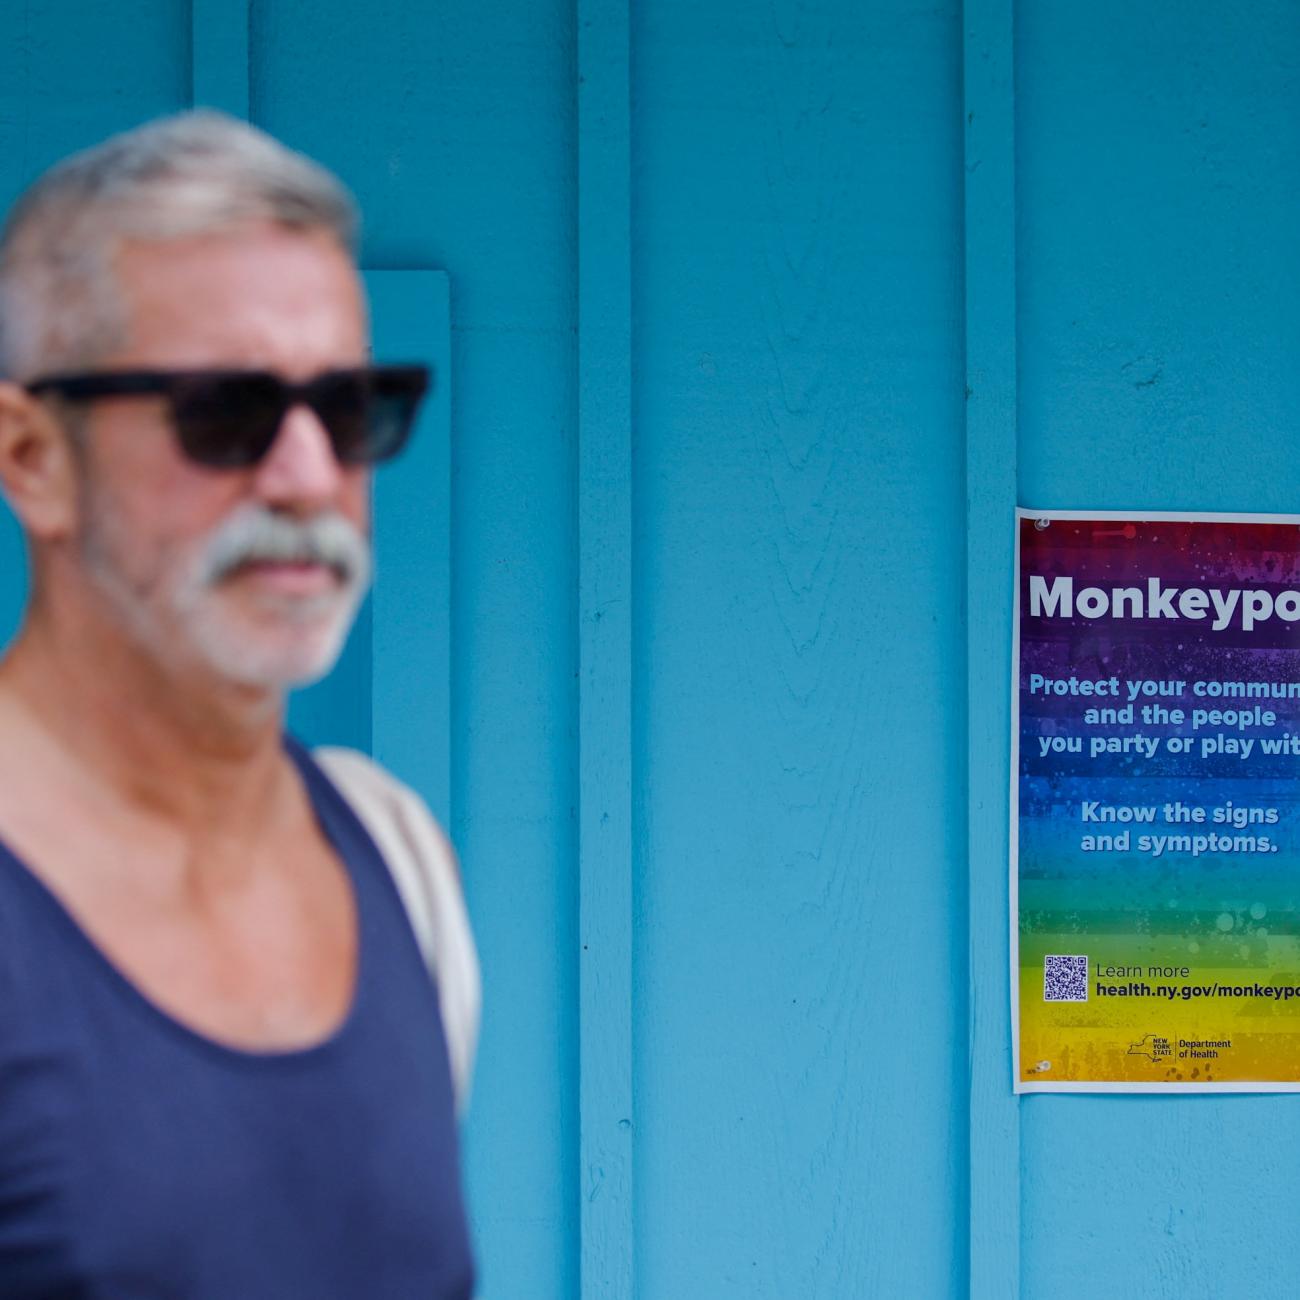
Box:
[0,110,359,381]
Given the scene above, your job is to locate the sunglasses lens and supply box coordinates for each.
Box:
[314,367,427,465]
[171,373,285,467]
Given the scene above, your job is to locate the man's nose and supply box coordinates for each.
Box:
[251,402,349,509]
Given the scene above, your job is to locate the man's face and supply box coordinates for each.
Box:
[69,222,372,691]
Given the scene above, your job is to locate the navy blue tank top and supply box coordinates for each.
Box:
[0,738,475,1299]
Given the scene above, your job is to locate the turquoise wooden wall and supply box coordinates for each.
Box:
[0,2,1295,1297]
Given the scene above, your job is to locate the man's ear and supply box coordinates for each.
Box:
[0,382,79,540]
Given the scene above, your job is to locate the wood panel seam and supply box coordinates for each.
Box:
[963,0,1021,1295]
[577,0,634,1294]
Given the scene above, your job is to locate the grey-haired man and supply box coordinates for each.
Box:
[0,114,476,1298]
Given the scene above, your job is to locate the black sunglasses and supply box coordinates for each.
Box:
[25,364,431,468]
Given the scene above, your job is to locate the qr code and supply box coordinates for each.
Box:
[1043,954,1088,1002]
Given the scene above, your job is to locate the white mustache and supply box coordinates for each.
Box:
[194,505,372,589]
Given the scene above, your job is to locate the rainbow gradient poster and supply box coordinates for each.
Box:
[1014,510,1300,1092]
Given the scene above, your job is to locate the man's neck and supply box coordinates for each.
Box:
[0,604,291,836]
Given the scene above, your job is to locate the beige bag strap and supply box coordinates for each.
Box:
[313,746,480,1114]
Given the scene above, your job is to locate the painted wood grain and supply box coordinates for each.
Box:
[632,0,965,1294]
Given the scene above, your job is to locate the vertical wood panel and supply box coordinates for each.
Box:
[1016,6,1300,1298]
[576,0,634,1294]
[368,270,453,825]
[962,0,1020,1295]
[190,0,250,116]
[632,2,965,1294]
